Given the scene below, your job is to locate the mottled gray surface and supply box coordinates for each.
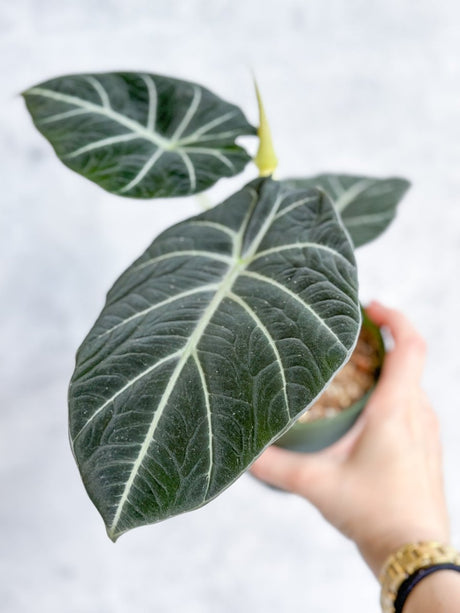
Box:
[1,1,460,611]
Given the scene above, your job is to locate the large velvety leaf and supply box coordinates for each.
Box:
[23,72,257,198]
[69,177,360,540]
[284,174,410,247]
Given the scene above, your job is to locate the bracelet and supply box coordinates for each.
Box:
[379,541,460,613]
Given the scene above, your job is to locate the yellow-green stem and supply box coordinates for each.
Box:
[253,78,278,177]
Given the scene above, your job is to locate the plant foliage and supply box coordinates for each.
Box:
[23,72,256,198]
[69,178,360,539]
[24,71,409,539]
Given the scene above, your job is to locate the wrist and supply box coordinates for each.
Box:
[357,526,450,578]
[378,541,460,613]
[403,569,460,613]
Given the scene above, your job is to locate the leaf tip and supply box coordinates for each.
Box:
[106,525,120,543]
[400,177,412,192]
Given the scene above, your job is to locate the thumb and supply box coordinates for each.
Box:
[250,446,337,505]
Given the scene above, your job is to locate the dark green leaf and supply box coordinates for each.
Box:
[284,174,410,247]
[68,177,360,540]
[23,72,257,198]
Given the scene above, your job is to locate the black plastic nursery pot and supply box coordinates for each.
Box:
[274,311,385,453]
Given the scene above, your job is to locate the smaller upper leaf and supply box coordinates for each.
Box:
[284,174,410,247]
[23,72,257,198]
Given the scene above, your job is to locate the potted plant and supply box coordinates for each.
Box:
[23,71,409,541]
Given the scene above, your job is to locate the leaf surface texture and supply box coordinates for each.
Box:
[285,174,410,246]
[69,178,360,539]
[24,72,256,198]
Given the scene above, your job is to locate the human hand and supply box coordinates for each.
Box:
[250,301,450,576]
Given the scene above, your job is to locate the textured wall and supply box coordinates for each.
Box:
[1,1,460,611]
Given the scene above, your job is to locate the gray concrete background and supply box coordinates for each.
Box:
[1,1,460,611]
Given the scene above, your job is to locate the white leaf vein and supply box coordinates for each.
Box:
[180,147,236,171]
[177,150,196,191]
[171,86,202,141]
[240,270,347,350]
[228,292,289,418]
[177,111,238,145]
[38,108,90,124]
[118,148,164,194]
[192,350,214,499]
[273,195,318,220]
[65,133,140,159]
[132,249,233,273]
[187,221,237,239]
[242,194,283,260]
[142,74,158,132]
[333,179,374,213]
[85,76,112,109]
[344,210,394,226]
[94,283,219,340]
[27,87,173,149]
[71,350,181,449]
[250,242,351,265]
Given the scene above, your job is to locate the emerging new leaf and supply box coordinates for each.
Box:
[23,72,257,198]
[284,174,410,247]
[69,177,360,540]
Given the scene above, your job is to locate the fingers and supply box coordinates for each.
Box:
[366,301,426,390]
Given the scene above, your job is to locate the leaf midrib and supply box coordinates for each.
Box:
[27,87,175,150]
[106,193,260,538]
[27,86,247,157]
[107,253,248,538]
[74,185,350,539]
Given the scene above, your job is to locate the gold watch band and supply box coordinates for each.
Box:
[379,541,460,613]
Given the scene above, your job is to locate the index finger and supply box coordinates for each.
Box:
[365,301,426,389]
